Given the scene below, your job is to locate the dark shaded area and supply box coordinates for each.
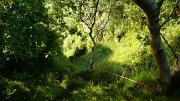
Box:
[117,31,126,42]
[0,1,67,100]
[171,71,180,89]
[0,0,180,100]
[165,29,180,94]
[62,43,159,99]
[69,46,88,62]
[70,44,113,69]
[62,48,160,100]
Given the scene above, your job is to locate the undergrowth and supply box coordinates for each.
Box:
[0,25,179,101]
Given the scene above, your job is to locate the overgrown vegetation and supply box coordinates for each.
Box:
[0,0,179,100]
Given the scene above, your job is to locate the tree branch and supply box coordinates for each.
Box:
[160,0,180,28]
[81,19,91,29]
[94,2,112,38]
[90,0,99,30]
[134,0,155,12]
[160,33,178,60]
[96,68,159,92]
[160,33,179,73]
[80,0,99,31]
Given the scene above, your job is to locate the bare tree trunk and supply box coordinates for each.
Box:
[134,0,171,94]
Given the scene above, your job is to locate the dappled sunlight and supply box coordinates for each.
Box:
[108,33,147,65]
[0,0,180,100]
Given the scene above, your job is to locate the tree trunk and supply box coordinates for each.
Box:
[172,56,180,90]
[89,30,96,69]
[134,0,171,94]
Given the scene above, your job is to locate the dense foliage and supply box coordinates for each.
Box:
[0,0,179,100]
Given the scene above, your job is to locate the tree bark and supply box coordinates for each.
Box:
[134,0,171,94]
[89,30,96,69]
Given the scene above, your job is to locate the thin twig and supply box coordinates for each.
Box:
[94,2,112,38]
[91,0,99,30]
[160,0,180,28]
[96,68,159,92]
[160,33,178,60]
[82,19,91,29]
[160,32,179,77]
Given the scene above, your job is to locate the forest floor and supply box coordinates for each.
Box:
[0,32,180,101]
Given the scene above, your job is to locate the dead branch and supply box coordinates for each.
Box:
[96,68,159,93]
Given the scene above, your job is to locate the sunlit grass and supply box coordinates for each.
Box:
[108,32,142,64]
[63,31,162,100]
[1,24,179,101]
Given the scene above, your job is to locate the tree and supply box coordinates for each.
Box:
[77,0,100,69]
[134,0,180,94]
[77,0,112,69]
[0,0,62,71]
